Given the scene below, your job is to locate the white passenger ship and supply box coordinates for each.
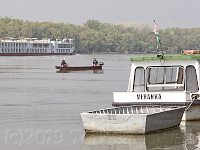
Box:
[112,52,200,121]
[0,38,74,56]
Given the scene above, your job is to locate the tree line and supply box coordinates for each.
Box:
[0,16,200,54]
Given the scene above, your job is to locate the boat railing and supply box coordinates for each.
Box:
[147,83,184,87]
[87,105,175,115]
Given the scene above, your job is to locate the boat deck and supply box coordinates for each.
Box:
[88,105,178,115]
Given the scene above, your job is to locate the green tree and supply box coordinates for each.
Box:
[0,17,200,54]
[84,19,100,31]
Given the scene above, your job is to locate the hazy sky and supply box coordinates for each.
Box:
[1,0,200,29]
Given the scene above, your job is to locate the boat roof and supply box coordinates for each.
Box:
[130,54,200,61]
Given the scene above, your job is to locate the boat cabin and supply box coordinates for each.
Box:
[128,54,200,94]
[113,54,200,109]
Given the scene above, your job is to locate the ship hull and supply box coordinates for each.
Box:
[0,53,73,56]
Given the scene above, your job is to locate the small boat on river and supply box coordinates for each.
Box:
[55,63,104,71]
[80,105,186,134]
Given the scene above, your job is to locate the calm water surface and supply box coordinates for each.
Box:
[0,54,200,150]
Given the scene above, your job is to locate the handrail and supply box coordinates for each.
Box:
[147,83,184,87]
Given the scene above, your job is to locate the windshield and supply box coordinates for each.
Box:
[146,66,184,91]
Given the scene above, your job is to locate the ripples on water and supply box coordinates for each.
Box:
[0,54,200,150]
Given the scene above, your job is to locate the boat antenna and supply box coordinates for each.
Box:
[153,20,163,58]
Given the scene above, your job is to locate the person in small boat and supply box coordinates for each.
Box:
[61,58,67,67]
[93,58,98,66]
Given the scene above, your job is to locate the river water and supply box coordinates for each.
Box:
[0,54,200,150]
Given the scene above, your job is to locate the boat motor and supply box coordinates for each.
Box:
[99,62,104,66]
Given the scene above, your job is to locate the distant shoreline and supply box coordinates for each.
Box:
[75,51,175,54]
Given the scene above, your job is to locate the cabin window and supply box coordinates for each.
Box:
[186,65,198,92]
[146,66,184,91]
[58,44,70,48]
[133,67,145,92]
[43,44,48,48]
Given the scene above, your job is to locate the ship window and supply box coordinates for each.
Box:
[43,44,48,48]
[146,66,184,91]
[186,65,198,92]
[58,44,70,48]
[133,67,145,92]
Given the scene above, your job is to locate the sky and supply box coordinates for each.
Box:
[0,0,200,29]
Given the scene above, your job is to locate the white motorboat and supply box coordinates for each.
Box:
[112,53,200,121]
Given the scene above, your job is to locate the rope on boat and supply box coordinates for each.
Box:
[186,94,199,111]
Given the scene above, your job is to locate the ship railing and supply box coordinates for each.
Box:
[87,105,174,115]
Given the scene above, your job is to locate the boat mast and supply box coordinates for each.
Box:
[153,20,163,57]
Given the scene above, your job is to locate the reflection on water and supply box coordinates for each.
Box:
[82,121,200,150]
[83,134,146,150]
[145,127,185,150]
[93,70,104,74]
[180,121,200,150]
